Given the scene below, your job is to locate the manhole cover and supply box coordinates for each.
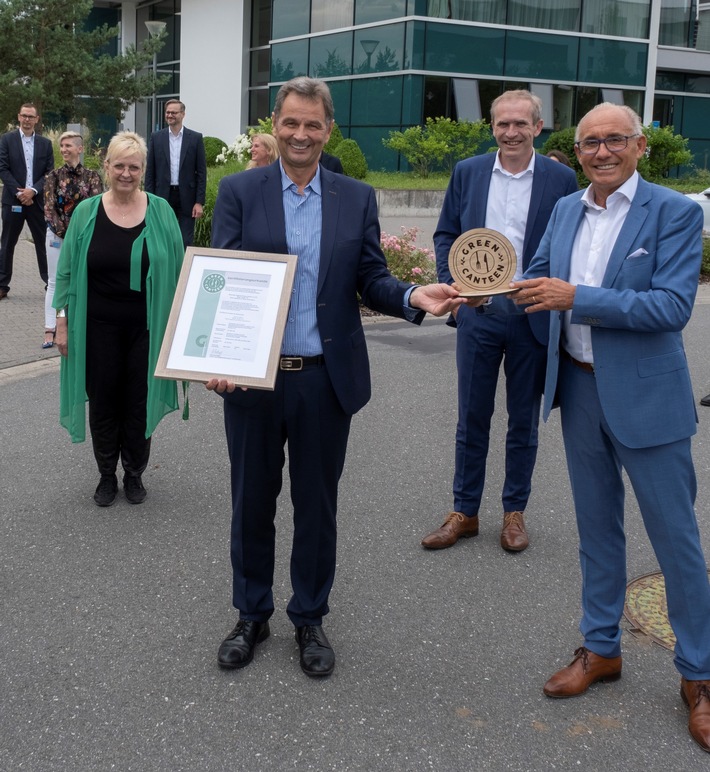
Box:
[624,571,710,650]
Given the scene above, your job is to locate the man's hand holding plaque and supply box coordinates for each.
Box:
[448,228,520,298]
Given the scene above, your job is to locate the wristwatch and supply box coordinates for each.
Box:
[56,308,67,318]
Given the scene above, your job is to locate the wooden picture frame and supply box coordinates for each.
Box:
[155,247,297,390]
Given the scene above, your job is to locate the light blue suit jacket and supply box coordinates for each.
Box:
[526,176,703,449]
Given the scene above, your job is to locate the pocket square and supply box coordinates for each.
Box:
[626,248,649,259]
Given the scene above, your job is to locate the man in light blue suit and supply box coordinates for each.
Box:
[513,103,710,751]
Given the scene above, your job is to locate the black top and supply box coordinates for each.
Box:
[87,200,149,326]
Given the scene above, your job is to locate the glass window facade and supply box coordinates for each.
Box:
[272,0,309,39]
[310,32,353,77]
[505,32,578,81]
[425,23,504,75]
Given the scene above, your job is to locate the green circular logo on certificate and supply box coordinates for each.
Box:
[203,273,225,293]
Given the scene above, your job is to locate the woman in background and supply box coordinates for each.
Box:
[42,131,102,348]
[54,131,184,508]
[246,133,279,169]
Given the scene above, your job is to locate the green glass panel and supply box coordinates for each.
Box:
[354,24,405,74]
[655,71,685,91]
[351,126,400,171]
[402,75,425,125]
[578,39,646,87]
[351,77,403,125]
[425,23,504,75]
[679,96,710,138]
[505,32,577,81]
[507,0,580,31]
[581,0,650,38]
[310,32,353,78]
[329,80,352,126]
[271,40,309,81]
[405,20,425,70]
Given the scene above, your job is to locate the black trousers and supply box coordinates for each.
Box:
[168,186,194,249]
[0,201,48,290]
[85,320,151,478]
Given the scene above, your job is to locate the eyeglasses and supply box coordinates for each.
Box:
[575,134,640,155]
[165,111,183,116]
[19,114,38,120]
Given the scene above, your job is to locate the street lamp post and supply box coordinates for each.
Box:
[145,20,167,132]
[360,39,379,72]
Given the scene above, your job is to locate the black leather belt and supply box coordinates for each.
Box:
[562,349,594,374]
[280,355,325,371]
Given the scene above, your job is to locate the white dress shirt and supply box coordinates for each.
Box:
[486,151,535,281]
[169,127,183,185]
[563,171,639,363]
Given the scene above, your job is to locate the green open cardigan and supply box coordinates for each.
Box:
[53,192,185,443]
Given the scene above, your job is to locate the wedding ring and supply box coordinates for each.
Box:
[532,296,537,304]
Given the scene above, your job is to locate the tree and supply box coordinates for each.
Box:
[0,0,164,131]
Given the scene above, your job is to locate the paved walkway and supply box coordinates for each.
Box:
[3,228,710,771]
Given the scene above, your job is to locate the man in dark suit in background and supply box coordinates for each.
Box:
[420,89,577,553]
[0,103,55,299]
[145,99,206,248]
[207,76,471,678]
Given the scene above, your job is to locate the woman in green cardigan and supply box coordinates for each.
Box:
[54,131,184,507]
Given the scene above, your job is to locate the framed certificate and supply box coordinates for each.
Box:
[155,247,297,390]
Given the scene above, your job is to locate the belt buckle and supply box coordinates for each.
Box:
[280,356,303,371]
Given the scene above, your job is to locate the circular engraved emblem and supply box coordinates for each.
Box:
[202,273,226,293]
[448,228,518,296]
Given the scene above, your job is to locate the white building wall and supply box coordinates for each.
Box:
[179,0,249,143]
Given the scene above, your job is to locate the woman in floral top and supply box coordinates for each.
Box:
[43,131,103,347]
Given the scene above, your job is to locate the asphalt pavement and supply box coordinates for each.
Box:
[2,230,710,771]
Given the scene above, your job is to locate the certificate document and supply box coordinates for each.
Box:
[155,247,298,389]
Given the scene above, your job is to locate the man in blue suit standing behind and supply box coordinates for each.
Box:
[206,77,471,678]
[421,90,577,553]
[145,99,206,248]
[513,103,710,752]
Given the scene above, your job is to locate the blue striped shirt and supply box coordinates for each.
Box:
[280,162,323,356]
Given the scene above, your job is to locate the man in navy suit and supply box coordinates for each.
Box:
[206,77,471,677]
[513,103,710,751]
[0,103,54,299]
[421,90,577,553]
[145,99,206,248]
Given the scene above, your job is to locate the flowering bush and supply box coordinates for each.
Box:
[380,227,437,285]
[216,133,252,164]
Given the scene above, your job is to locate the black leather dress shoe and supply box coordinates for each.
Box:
[295,625,335,677]
[701,393,710,407]
[217,619,270,669]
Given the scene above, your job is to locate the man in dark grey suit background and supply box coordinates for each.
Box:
[145,99,206,248]
[0,103,55,299]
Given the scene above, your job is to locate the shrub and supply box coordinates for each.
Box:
[380,227,437,285]
[193,159,244,248]
[383,117,490,176]
[542,127,587,187]
[335,138,368,179]
[203,136,228,167]
[638,124,693,182]
[324,122,344,154]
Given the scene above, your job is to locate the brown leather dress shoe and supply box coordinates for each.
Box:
[501,510,529,551]
[681,677,710,752]
[421,511,479,549]
[543,647,622,698]
[0,289,8,300]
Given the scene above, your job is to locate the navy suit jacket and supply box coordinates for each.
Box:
[145,127,206,213]
[0,129,54,207]
[526,177,703,449]
[435,152,577,344]
[211,161,423,415]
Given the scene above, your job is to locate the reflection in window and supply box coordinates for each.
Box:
[505,32,577,81]
[354,25,404,74]
[425,24,504,75]
[310,33,353,78]
[311,0,354,33]
[271,40,309,82]
[272,0,309,40]
[508,0,580,32]
[578,38,646,87]
[581,0,650,38]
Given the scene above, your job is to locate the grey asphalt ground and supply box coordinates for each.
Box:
[2,228,710,771]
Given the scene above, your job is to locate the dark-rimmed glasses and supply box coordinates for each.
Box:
[575,134,640,155]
